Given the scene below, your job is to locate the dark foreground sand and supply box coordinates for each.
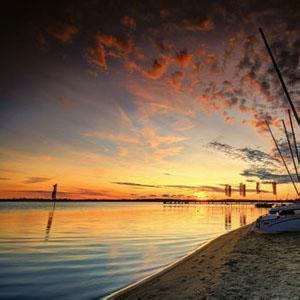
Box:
[110,225,300,299]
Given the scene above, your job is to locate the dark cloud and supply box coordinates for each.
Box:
[16,190,68,196]
[164,184,201,189]
[271,137,300,163]
[23,177,51,184]
[112,182,158,188]
[0,177,10,180]
[240,167,295,184]
[13,189,110,198]
[112,181,259,194]
[196,185,224,193]
[246,179,256,183]
[74,188,107,196]
[233,5,300,125]
[207,141,280,167]
[208,140,299,186]
[155,39,173,54]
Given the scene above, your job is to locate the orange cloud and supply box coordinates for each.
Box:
[243,112,280,133]
[192,62,202,74]
[48,23,78,44]
[152,146,182,160]
[142,56,169,79]
[118,147,129,157]
[126,55,169,80]
[182,18,214,32]
[196,44,207,57]
[23,177,51,184]
[206,54,216,65]
[38,156,52,161]
[167,71,184,90]
[173,50,193,68]
[242,72,275,103]
[96,32,133,54]
[125,78,196,118]
[222,111,235,124]
[84,131,141,145]
[172,119,195,131]
[142,127,187,149]
[117,105,135,130]
[85,44,107,70]
[121,15,136,30]
[197,94,220,113]
[77,152,105,162]
[134,47,146,61]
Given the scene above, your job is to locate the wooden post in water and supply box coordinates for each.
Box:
[51,184,57,201]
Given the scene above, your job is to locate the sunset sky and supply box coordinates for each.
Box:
[1,0,299,200]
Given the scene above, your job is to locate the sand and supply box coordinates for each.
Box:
[109,225,300,299]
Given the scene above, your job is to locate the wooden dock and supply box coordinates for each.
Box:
[163,199,295,205]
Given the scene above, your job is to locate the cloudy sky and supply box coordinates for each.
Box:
[0,0,299,199]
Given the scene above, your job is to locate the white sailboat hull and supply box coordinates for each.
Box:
[257,216,300,233]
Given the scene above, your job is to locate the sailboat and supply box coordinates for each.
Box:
[253,204,300,233]
[252,29,300,233]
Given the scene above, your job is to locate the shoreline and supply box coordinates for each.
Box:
[108,224,300,299]
[107,225,250,299]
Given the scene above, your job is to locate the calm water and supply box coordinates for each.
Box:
[0,202,267,299]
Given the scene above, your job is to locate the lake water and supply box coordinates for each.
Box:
[0,201,267,299]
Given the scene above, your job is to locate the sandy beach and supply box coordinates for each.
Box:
[110,225,300,299]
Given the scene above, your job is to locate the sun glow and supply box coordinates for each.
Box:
[194,192,208,200]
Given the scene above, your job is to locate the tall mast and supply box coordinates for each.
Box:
[282,120,299,182]
[265,121,299,196]
[288,110,299,164]
[259,28,300,126]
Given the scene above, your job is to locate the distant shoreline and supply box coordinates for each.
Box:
[0,198,296,203]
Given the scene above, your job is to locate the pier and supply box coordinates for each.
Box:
[163,199,296,205]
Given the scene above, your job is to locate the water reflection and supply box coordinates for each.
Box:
[0,202,268,299]
[239,208,247,227]
[163,204,255,230]
[225,207,232,230]
[45,202,56,242]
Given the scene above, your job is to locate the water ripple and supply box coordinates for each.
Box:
[0,202,266,299]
